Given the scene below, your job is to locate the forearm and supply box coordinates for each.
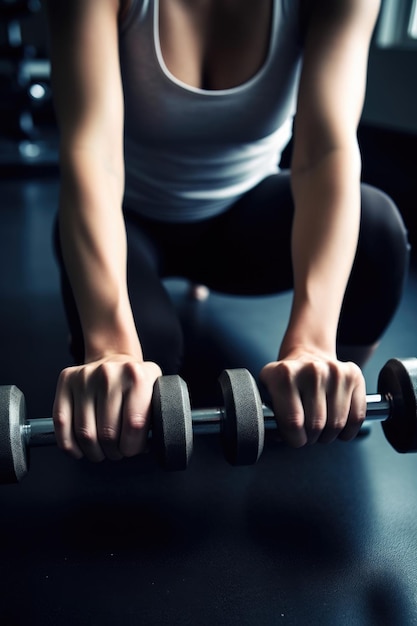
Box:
[59,149,142,362]
[281,145,361,357]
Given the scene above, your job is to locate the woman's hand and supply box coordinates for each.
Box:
[259,350,367,447]
[52,356,162,462]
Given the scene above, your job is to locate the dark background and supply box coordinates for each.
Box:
[0,2,416,625]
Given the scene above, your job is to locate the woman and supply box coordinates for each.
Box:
[45,0,409,462]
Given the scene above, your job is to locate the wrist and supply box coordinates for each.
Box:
[85,339,143,364]
[281,293,341,359]
[279,324,337,362]
[83,307,143,363]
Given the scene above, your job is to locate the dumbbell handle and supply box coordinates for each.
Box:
[192,393,391,431]
[24,393,392,447]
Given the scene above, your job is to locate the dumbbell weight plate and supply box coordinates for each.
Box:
[218,369,265,466]
[151,375,193,471]
[0,386,28,483]
[378,357,417,453]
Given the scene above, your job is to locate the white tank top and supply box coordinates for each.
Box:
[119,0,302,222]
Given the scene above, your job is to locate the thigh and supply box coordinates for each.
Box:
[175,175,409,348]
[338,184,410,346]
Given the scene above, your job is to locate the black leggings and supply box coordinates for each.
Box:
[55,172,410,374]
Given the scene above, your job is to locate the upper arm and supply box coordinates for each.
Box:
[292,0,381,171]
[45,0,124,177]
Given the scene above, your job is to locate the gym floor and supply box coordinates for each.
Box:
[0,166,417,625]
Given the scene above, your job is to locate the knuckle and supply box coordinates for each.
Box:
[274,362,295,389]
[347,360,361,375]
[302,361,328,389]
[58,367,73,385]
[328,361,342,385]
[281,412,304,433]
[94,363,114,390]
[75,426,96,445]
[308,360,324,375]
[350,410,366,427]
[346,361,363,386]
[308,415,326,434]
[312,360,329,381]
[98,425,119,443]
[53,410,67,431]
[75,367,90,390]
[331,417,347,432]
[123,361,145,387]
[125,412,148,433]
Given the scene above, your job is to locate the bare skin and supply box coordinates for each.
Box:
[158,0,272,90]
[45,0,381,461]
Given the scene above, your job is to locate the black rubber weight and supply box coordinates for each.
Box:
[0,385,28,483]
[218,369,265,466]
[378,357,417,453]
[151,375,193,471]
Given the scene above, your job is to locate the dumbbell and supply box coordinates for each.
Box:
[1,358,417,485]
[142,358,417,464]
[0,368,264,484]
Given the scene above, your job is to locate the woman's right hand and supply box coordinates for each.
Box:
[52,356,162,462]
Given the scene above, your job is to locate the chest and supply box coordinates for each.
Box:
[158,0,274,90]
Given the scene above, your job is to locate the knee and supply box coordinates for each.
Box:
[360,184,410,268]
[338,185,411,346]
[359,184,411,303]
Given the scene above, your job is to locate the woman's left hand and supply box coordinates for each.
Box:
[259,350,367,447]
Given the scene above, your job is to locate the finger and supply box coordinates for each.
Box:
[53,371,83,459]
[338,379,367,441]
[119,385,151,457]
[73,393,105,463]
[274,387,307,448]
[317,365,351,444]
[301,368,328,445]
[96,384,124,461]
[318,389,349,444]
[264,362,308,448]
[320,363,366,444]
[302,394,327,445]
